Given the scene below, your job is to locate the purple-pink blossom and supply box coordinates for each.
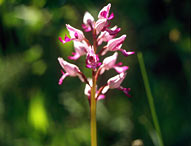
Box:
[58,3,134,99]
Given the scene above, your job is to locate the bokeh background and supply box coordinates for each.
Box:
[0,0,190,145]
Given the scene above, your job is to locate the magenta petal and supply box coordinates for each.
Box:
[114,66,129,73]
[118,87,131,97]
[68,53,80,60]
[86,64,92,68]
[116,62,123,66]
[74,32,78,39]
[120,49,135,57]
[58,72,69,85]
[84,27,92,32]
[106,27,120,35]
[59,37,64,43]
[97,94,106,100]
[100,11,107,18]
[108,12,114,20]
[64,35,71,42]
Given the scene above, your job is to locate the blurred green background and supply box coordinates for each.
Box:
[0,0,190,145]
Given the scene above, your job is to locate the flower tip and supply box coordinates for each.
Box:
[58,57,62,61]
[58,37,63,42]
[122,34,127,39]
[58,81,62,85]
[120,50,135,57]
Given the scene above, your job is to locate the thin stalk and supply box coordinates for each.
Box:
[90,71,97,146]
[90,28,98,146]
[137,52,164,146]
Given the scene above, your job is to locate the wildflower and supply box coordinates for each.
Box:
[57,4,134,146]
[101,72,131,97]
[98,3,113,20]
[58,57,85,84]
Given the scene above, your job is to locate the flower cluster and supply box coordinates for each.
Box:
[58,3,134,100]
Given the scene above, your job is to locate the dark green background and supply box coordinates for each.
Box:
[0,0,190,145]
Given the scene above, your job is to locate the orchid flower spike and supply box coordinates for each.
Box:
[58,57,86,85]
[99,52,129,74]
[101,72,131,97]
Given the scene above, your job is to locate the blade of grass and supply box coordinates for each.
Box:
[137,52,164,146]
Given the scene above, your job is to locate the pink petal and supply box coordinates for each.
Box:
[98,3,111,19]
[119,49,135,57]
[95,19,107,34]
[113,66,129,73]
[64,35,71,42]
[118,87,131,97]
[106,35,126,52]
[107,72,127,89]
[83,11,94,25]
[58,57,80,76]
[66,24,85,41]
[97,94,106,100]
[59,72,69,85]
[68,52,81,60]
[108,12,114,20]
[99,52,118,74]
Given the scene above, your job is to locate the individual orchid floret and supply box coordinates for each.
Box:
[86,47,101,70]
[97,26,120,45]
[68,40,89,60]
[99,52,129,75]
[95,3,114,34]
[59,24,86,45]
[84,78,105,102]
[101,72,131,97]
[101,35,135,56]
[82,12,95,32]
[66,24,85,41]
[98,3,114,20]
[58,57,86,85]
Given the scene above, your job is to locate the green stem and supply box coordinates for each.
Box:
[137,52,164,146]
[90,71,97,146]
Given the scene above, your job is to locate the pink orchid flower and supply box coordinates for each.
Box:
[82,12,95,32]
[59,24,85,45]
[101,72,131,97]
[86,47,101,70]
[95,3,114,34]
[58,57,85,85]
[101,35,135,56]
[68,40,89,60]
[99,52,129,74]
[98,3,113,20]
